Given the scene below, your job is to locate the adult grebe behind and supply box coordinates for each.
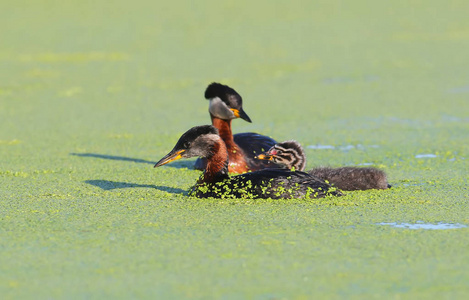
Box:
[194,83,277,173]
[155,125,342,199]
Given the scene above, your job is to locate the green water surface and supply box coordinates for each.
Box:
[1,1,468,299]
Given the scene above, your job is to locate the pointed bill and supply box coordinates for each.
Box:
[230,108,252,123]
[255,153,273,161]
[154,149,185,168]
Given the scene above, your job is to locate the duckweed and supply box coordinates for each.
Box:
[1,0,468,299]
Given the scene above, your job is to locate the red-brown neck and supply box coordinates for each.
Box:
[202,137,229,183]
[211,115,235,145]
[211,115,249,173]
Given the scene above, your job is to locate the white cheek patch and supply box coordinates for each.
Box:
[203,134,220,145]
[192,134,222,156]
[209,97,236,119]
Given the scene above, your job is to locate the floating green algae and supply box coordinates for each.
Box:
[1,0,469,299]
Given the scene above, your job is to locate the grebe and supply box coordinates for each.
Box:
[194,83,277,173]
[256,140,390,191]
[155,126,342,199]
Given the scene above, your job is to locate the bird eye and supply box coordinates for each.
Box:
[183,141,191,148]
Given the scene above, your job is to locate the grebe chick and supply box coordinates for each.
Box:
[256,140,390,191]
[155,126,342,199]
[194,82,277,173]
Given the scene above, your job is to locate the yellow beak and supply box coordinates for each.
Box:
[255,153,273,161]
[230,108,240,118]
[154,149,185,167]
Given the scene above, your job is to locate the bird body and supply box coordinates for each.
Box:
[155,125,342,199]
[308,166,390,191]
[191,168,338,199]
[256,140,390,191]
[194,83,277,173]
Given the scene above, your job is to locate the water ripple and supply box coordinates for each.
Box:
[378,222,467,230]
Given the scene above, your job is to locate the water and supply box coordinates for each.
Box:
[307,144,380,151]
[415,154,438,158]
[307,144,336,150]
[378,222,467,230]
[447,86,469,94]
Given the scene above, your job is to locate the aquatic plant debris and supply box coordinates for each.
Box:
[378,222,468,230]
[1,0,469,299]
